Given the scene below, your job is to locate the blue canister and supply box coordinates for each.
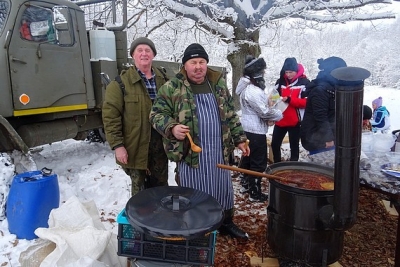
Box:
[6,168,60,240]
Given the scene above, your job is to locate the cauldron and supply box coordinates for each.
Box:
[267,162,341,266]
[266,67,371,266]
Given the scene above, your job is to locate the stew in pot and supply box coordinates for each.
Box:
[273,170,333,190]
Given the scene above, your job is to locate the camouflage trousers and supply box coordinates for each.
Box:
[123,129,168,196]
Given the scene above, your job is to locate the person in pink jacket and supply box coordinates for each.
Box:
[271,57,310,163]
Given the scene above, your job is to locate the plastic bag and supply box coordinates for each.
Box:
[274,99,289,112]
[268,88,280,107]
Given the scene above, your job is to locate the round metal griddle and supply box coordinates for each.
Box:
[125,186,224,240]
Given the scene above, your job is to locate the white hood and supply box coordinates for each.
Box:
[235,76,251,95]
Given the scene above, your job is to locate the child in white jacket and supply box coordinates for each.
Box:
[371,96,390,133]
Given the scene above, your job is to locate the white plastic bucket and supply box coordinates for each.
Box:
[361,132,373,153]
[89,29,116,61]
[373,132,396,155]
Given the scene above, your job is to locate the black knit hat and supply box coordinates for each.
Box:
[282,57,298,72]
[129,37,157,57]
[316,56,347,84]
[317,56,347,73]
[243,55,266,78]
[182,43,209,64]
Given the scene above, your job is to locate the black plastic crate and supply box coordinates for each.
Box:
[117,210,216,265]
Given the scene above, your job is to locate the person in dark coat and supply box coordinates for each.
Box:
[300,56,347,154]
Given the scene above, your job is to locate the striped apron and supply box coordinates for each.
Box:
[179,93,234,210]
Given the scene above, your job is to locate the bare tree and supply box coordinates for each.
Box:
[133,0,394,107]
[73,0,397,107]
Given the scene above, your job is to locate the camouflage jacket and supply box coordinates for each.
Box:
[150,67,247,168]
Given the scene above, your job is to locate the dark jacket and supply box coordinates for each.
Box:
[300,80,336,151]
[102,66,168,169]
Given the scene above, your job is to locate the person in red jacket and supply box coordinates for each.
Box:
[271,57,310,163]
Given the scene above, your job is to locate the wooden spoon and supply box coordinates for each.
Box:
[216,164,334,190]
[186,132,202,153]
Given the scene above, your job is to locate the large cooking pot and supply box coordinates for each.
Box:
[125,186,224,240]
[266,162,341,266]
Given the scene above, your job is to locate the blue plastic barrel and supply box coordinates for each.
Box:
[6,169,60,240]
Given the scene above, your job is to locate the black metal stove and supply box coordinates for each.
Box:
[267,67,371,266]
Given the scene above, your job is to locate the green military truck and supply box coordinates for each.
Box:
[0,0,206,159]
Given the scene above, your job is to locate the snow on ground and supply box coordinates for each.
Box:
[0,86,399,266]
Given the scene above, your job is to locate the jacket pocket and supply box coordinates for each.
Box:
[163,138,190,162]
[124,95,140,126]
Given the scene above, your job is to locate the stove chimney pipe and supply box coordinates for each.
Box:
[330,67,371,230]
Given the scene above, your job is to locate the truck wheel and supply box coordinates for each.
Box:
[85,129,105,143]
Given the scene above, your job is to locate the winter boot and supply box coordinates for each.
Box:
[218,209,249,239]
[248,177,268,202]
[239,174,249,193]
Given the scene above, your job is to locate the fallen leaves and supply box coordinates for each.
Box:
[213,178,397,267]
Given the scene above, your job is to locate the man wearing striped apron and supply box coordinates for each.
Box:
[150,43,250,239]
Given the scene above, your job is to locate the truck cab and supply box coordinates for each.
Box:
[0,0,225,156]
[0,0,109,152]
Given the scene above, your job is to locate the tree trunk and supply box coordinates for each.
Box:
[227,25,261,110]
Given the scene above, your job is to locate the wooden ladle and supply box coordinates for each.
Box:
[216,164,334,190]
[186,132,202,153]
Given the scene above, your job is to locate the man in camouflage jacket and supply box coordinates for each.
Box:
[150,66,247,168]
[150,43,249,239]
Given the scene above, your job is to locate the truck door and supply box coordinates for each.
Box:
[8,3,90,116]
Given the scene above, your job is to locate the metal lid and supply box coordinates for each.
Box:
[125,186,224,240]
[331,66,371,82]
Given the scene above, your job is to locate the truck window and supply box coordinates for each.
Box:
[19,5,73,45]
[52,6,73,46]
[20,6,53,42]
[0,0,10,36]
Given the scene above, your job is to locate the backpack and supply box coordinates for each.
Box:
[114,75,126,96]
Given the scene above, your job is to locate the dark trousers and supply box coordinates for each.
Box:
[147,128,169,187]
[241,131,267,172]
[123,128,168,195]
[271,124,301,163]
[241,132,267,194]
